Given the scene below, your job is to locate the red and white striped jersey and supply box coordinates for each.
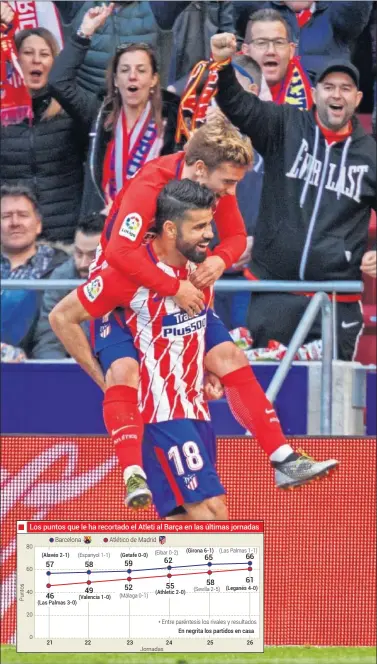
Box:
[78,244,212,424]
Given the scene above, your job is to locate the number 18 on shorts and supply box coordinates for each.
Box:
[142,420,225,518]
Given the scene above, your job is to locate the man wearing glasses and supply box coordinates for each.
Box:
[241,8,312,109]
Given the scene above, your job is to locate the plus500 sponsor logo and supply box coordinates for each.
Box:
[162,311,206,338]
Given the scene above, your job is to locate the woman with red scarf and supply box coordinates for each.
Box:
[48,3,179,216]
[0,1,85,243]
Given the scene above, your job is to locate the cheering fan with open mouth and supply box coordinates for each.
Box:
[48,2,179,217]
[0,1,86,244]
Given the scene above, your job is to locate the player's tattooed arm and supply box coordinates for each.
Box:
[49,292,106,392]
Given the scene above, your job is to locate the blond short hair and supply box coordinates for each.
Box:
[184,115,253,171]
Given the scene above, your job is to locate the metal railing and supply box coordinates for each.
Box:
[265,292,333,434]
[1,278,363,436]
[1,279,364,293]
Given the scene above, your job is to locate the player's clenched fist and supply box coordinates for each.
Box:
[204,372,224,401]
[211,33,237,63]
[174,280,205,317]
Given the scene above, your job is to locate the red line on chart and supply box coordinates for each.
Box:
[48,567,250,588]
[173,567,249,578]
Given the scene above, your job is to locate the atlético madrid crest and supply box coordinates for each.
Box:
[99,324,111,339]
[184,474,198,491]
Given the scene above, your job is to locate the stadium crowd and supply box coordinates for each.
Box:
[1,0,376,364]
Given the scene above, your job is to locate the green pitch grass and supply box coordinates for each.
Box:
[1,646,376,664]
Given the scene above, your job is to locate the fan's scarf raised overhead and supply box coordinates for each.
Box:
[175,59,226,144]
[12,0,63,47]
[0,12,32,126]
[0,1,63,126]
[102,102,163,204]
[274,56,313,110]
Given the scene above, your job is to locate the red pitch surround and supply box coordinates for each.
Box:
[1,436,375,646]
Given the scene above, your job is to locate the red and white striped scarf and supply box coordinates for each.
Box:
[9,0,63,46]
[102,102,163,204]
[1,11,32,126]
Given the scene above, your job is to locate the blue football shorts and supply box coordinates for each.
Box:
[90,310,139,375]
[142,419,225,518]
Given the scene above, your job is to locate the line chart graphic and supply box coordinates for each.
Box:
[17,520,264,654]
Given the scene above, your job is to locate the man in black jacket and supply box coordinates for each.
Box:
[211,33,376,360]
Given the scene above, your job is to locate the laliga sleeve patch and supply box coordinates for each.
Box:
[119,212,143,241]
[83,276,103,302]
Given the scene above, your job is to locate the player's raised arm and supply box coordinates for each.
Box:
[211,33,287,156]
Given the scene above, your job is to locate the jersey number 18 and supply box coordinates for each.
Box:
[168,442,204,475]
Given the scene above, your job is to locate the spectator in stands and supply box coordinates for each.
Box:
[236,1,373,80]
[0,183,67,359]
[241,9,313,108]
[49,3,179,215]
[32,214,104,359]
[0,5,86,243]
[69,1,178,94]
[212,34,376,360]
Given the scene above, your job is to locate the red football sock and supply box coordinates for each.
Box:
[222,366,287,455]
[103,385,144,471]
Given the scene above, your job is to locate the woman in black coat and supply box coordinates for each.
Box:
[0,8,86,243]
